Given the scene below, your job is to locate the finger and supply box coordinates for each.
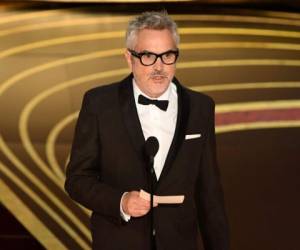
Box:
[152,202,158,207]
[132,204,150,213]
[137,197,152,207]
[131,208,149,217]
[134,199,151,209]
[128,202,150,213]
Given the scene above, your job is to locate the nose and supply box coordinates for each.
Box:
[153,56,163,70]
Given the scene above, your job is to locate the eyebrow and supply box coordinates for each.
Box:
[140,50,152,54]
[139,49,177,54]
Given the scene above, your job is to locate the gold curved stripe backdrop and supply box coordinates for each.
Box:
[0,4,300,250]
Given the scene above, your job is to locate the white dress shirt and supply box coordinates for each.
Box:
[120,79,178,221]
[133,79,178,179]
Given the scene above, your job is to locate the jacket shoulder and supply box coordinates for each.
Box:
[81,82,121,114]
[85,81,120,99]
[184,87,215,109]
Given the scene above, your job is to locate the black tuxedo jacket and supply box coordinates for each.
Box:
[65,74,229,250]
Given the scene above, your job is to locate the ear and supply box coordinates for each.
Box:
[124,50,133,71]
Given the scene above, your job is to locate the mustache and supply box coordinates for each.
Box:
[149,71,168,78]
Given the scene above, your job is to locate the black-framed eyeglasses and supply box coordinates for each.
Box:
[128,49,179,66]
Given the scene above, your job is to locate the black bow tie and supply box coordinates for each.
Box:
[138,94,169,111]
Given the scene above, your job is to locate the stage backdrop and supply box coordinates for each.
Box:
[0,2,300,250]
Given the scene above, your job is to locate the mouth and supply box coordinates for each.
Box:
[151,75,166,82]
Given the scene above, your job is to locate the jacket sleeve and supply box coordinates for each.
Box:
[64,92,123,224]
[195,99,230,250]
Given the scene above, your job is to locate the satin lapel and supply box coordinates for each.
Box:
[157,77,190,186]
[118,74,145,162]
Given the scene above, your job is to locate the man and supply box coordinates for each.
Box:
[65,11,229,250]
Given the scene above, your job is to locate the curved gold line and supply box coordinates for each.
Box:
[2,14,300,38]
[216,99,300,113]
[65,154,70,168]
[0,9,67,25]
[179,27,300,38]
[1,27,300,59]
[46,112,79,179]
[0,16,130,37]
[216,121,300,134]
[172,14,300,26]
[177,59,300,69]
[0,152,91,248]
[46,112,77,179]
[180,42,300,51]
[0,31,124,59]
[191,81,300,92]
[0,48,123,95]
[262,10,300,20]
[0,6,96,25]
[0,176,67,250]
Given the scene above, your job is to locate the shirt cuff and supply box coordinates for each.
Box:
[120,192,131,222]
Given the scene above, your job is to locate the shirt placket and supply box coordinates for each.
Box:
[151,106,163,179]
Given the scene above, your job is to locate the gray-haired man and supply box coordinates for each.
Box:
[65,11,229,250]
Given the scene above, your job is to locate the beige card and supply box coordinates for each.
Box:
[139,189,185,204]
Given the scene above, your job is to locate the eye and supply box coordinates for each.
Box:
[164,52,173,58]
[163,51,177,60]
[143,52,153,58]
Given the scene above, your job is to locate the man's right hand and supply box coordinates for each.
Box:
[121,191,157,217]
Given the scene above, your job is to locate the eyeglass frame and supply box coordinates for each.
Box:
[127,48,179,66]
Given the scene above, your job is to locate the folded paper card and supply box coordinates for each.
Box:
[139,189,185,204]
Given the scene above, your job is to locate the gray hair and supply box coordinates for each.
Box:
[125,11,180,49]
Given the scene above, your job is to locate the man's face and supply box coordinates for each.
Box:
[125,29,177,98]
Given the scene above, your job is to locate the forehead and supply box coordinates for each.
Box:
[134,29,176,53]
